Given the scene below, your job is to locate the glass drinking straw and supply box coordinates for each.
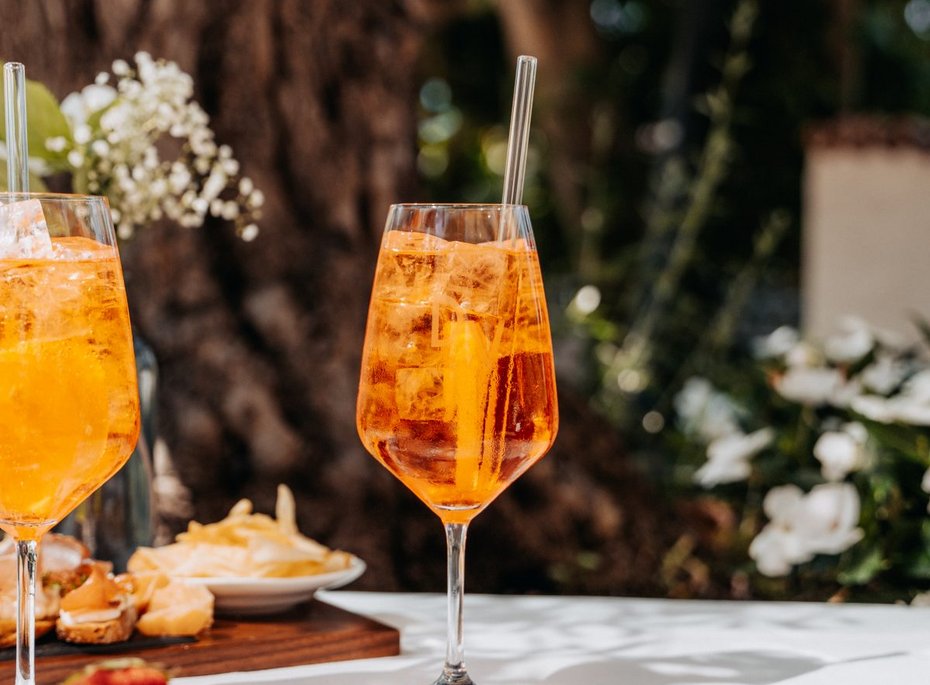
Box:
[5,62,30,193]
[501,55,537,207]
[497,55,537,245]
[4,61,35,685]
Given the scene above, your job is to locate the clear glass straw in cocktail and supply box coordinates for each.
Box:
[4,63,29,194]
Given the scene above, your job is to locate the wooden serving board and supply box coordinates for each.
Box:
[0,601,401,684]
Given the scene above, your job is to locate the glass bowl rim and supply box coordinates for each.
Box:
[389,202,528,210]
[1,191,110,206]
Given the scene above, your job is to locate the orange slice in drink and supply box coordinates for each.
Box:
[443,319,494,492]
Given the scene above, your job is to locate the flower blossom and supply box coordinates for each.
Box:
[813,423,869,482]
[54,52,262,240]
[753,325,799,360]
[749,483,863,577]
[860,353,909,395]
[774,366,846,407]
[59,84,117,128]
[694,428,774,488]
[674,377,741,443]
[852,370,930,426]
[785,340,823,368]
[824,317,874,364]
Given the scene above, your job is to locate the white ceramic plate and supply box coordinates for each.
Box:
[177,556,366,615]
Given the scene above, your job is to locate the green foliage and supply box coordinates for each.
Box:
[420,1,930,599]
[0,64,71,171]
[0,163,48,193]
[671,322,930,600]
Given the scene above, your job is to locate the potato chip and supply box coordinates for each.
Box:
[127,485,352,579]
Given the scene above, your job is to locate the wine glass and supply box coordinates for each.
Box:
[0,193,140,684]
[357,204,558,684]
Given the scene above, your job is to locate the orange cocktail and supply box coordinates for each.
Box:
[357,205,558,685]
[0,236,139,540]
[357,229,557,523]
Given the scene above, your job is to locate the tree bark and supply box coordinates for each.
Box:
[0,0,676,595]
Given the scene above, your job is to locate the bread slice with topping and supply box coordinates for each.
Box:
[56,563,137,644]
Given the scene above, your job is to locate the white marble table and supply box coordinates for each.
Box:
[173,591,930,684]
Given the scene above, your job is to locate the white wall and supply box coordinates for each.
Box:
[803,146,930,341]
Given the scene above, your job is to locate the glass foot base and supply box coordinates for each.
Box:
[432,668,475,685]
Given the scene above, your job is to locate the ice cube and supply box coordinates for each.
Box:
[395,366,445,420]
[444,242,512,315]
[0,200,53,258]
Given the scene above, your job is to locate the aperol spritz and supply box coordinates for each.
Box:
[357,204,557,684]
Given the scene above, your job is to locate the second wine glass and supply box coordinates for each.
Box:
[357,203,558,685]
[0,193,140,685]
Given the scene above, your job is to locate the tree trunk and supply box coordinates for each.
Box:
[0,0,676,595]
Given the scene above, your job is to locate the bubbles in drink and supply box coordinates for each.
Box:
[0,234,139,537]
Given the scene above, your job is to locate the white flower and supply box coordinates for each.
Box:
[802,483,864,554]
[852,370,930,426]
[903,370,930,403]
[824,317,874,363]
[694,428,774,488]
[674,377,740,442]
[785,341,823,368]
[775,367,844,406]
[813,423,868,482]
[749,485,812,576]
[240,223,259,241]
[749,483,863,577]
[850,395,896,423]
[889,398,930,425]
[55,53,261,239]
[753,325,799,360]
[60,84,117,128]
[861,354,908,395]
[830,378,864,409]
[45,136,67,153]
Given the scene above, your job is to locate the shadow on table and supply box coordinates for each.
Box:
[245,650,824,684]
[537,650,823,683]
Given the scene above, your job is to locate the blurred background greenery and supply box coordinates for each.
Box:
[415,0,930,599]
[415,0,925,463]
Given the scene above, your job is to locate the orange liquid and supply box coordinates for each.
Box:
[357,231,558,523]
[0,237,140,540]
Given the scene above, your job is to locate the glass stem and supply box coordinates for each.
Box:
[16,539,37,685]
[441,521,471,683]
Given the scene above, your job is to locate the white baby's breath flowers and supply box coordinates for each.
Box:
[53,52,261,240]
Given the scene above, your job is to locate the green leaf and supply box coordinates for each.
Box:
[904,522,930,579]
[837,543,886,586]
[905,549,930,580]
[859,419,928,463]
[0,160,48,192]
[0,62,72,166]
